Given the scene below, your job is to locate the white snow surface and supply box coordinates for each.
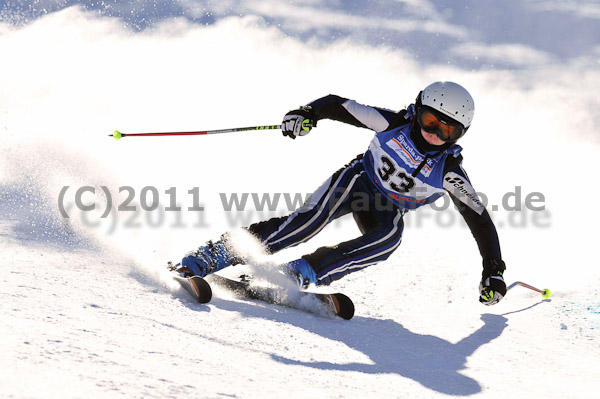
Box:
[1,3,600,398]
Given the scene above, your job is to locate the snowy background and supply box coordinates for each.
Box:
[1,1,599,398]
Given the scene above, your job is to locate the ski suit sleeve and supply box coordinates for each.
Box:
[442,156,502,261]
[307,94,400,133]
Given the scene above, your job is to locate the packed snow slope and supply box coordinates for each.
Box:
[1,2,599,398]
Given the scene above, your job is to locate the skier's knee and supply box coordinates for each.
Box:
[352,210,378,234]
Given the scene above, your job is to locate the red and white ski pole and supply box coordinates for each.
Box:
[109,124,282,140]
[507,281,552,298]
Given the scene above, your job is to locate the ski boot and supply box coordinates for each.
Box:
[171,241,234,278]
[285,258,319,288]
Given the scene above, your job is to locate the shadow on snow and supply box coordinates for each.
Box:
[207,294,508,396]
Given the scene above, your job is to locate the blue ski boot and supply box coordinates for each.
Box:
[176,240,234,278]
[286,258,319,288]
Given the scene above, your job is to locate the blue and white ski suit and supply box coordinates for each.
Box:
[246,95,502,284]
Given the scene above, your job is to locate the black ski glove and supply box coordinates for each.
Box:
[282,106,316,139]
[479,258,507,306]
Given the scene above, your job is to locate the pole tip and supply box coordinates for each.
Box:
[541,289,552,299]
[113,130,122,141]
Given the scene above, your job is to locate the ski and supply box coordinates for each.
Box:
[172,275,212,304]
[167,261,212,303]
[207,274,355,320]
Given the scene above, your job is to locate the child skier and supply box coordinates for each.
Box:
[175,81,507,306]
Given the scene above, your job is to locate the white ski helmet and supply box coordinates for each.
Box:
[420,81,475,129]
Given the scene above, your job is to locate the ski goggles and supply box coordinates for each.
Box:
[416,106,466,142]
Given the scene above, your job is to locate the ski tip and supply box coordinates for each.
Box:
[333,293,355,320]
[190,276,212,303]
[174,275,212,304]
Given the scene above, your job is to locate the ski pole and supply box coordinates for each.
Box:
[507,281,552,298]
[109,124,282,141]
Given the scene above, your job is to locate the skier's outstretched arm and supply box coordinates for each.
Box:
[308,94,399,131]
[281,94,402,139]
[443,160,507,305]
